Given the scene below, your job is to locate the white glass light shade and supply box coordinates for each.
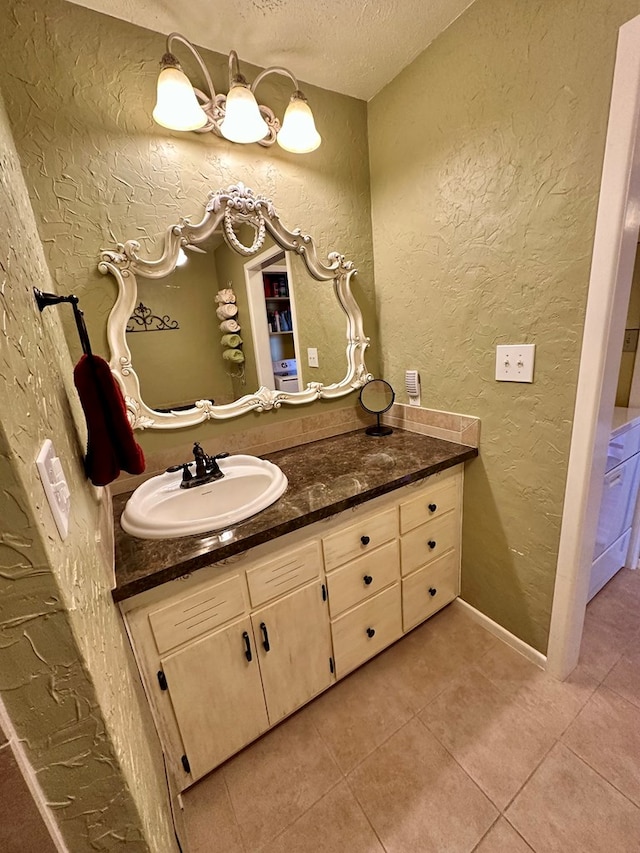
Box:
[277,96,321,153]
[220,83,269,143]
[176,247,188,266]
[152,66,208,131]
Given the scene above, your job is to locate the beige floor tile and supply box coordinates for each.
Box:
[592,568,640,611]
[604,642,640,709]
[223,711,342,850]
[586,587,640,642]
[260,781,384,853]
[506,743,640,852]
[347,718,497,853]
[363,605,499,715]
[181,768,244,853]
[473,818,534,852]
[305,658,413,773]
[578,610,630,682]
[420,668,555,809]
[480,640,597,737]
[562,685,640,807]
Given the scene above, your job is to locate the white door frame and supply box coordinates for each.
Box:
[547,15,640,679]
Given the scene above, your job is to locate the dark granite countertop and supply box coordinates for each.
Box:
[112,429,478,601]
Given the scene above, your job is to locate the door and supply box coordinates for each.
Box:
[161,615,269,781]
[252,581,333,724]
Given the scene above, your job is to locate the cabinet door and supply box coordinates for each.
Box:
[252,582,333,725]
[161,616,269,782]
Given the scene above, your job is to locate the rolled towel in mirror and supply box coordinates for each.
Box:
[221,333,242,348]
[216,303,238,320]
[222,348,245,363]
[219,318,240,333]
[215,288,236,304]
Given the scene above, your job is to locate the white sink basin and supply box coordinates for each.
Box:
[121,455,288,539]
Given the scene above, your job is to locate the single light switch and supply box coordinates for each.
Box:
[495,344,536,383]
[36,439,70,540]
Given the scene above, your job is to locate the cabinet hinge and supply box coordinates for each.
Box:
[321,583,327,602]
[329,656,334,674]
[181,754,191,774]
[157,670,168,691]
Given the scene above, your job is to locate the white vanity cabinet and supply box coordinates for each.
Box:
[120,465,463,790]
[589,412,640,600]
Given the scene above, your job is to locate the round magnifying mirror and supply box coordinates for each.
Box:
[359,379,395,437]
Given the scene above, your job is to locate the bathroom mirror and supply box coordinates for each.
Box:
[99,184,372,429]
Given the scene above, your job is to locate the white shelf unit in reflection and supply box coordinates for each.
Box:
[245,248,301,392]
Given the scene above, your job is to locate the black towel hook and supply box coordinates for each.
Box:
[34,288,93,357]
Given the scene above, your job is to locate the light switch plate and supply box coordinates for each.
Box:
[307,347,319,368]
[36,439,70,540]
[495,344,536,383]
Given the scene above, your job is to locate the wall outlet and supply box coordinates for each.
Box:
[623,328,639,352]
[307,347,319,368]
[36,439,70,540]
[495,344,536,383]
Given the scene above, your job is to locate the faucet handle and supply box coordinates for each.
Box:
[213,452,230,461]
[166,462,193,483]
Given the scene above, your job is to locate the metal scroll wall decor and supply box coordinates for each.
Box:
[126,301,180,333]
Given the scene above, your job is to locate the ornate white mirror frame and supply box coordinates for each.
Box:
[98,183,371,429]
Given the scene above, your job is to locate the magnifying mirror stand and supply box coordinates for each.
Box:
[366,413,393,437]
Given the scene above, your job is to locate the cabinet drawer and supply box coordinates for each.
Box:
[589,528,631,601]
[606,423,640,472]
[149,575,245,654]
[402,550,459,632]
[593,454,640,559]
[323,507,398,571]
[326,540,399,617]
[400,475,459,534]
[247,541,322,607]
[331,584,402,678]
[400,510,458,576]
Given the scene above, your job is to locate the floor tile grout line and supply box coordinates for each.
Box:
[341,737,403,853]
[501,813,538,852]
[469,815,502,852]
[561,737,640,813]
[411,713,500,815]
[254,776,346,853]
[499,732,560,815]
[220,769,248,853]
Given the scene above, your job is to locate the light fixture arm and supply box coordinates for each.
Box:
[165,32,217,104]
[251,65,300,94]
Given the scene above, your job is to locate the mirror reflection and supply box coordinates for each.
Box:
[100,183,371,429]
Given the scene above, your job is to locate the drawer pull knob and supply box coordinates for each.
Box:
[260,622,271,652]
[428,503,437,513]
[429,587,437,597]
[361,535,371,545]
[428,540,437,550]
[363,574,373,585]
[366,627,376,638]
[242,631,253,662]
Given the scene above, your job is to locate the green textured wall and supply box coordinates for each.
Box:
[615,244,640,406]
[0,0,376,460]
[0,92,176,850]
[369,0,640,652]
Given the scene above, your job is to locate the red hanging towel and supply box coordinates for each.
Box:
[73,354,145,487]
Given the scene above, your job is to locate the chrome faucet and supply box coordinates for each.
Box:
[166,442,229,489]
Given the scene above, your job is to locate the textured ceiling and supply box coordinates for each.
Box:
[65,0,475,100]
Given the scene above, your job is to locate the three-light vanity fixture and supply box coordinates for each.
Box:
[152,33,321,153]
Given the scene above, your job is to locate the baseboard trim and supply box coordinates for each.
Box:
[454,598,547,669]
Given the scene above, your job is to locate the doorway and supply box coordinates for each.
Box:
[547,14,640,678]
[244,246,302,392]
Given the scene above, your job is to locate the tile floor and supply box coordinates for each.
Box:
[182,569,640,852]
